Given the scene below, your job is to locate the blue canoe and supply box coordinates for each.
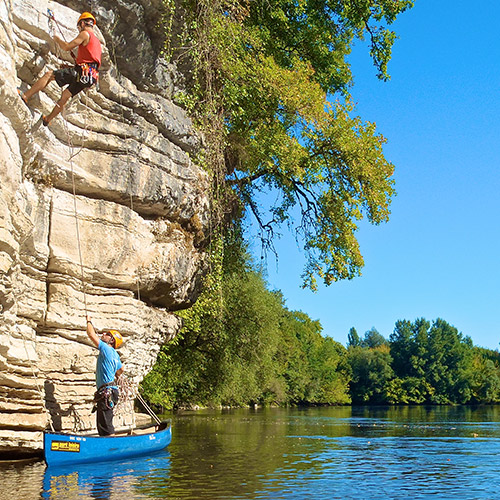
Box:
[44,421,172,466]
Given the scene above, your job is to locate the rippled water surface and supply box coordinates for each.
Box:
[2,405,500,499]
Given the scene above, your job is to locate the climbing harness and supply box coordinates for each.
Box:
[10,228,89,433]
[46,8,100,90]
[92,383,119,412]
[45,8,95,158]
[45,11,94,303]
[77,62,99,85]
[32,7,161,434]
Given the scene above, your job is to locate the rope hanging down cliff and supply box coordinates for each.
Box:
[47,9,93,159]
[45,10,93,315]
[55,10,153,427]
[46,9,77,62]
[19,8,164,432]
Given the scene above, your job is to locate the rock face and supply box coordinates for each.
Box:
[0,0,209,455]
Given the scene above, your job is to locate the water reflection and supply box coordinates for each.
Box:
[1,406,500,499]
[42,451,170,499]
[0,458,46,500]
[166,406,500,499]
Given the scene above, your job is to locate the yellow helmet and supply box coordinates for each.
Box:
[108,330,123,349]
[77,12,96,26]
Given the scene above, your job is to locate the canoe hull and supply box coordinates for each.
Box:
[44,423,172,466]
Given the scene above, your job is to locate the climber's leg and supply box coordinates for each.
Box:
[42,88,72,126]
[22,70,55,101]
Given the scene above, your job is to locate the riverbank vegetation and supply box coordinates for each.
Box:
[141,1,500,409]
[141,235,500,410]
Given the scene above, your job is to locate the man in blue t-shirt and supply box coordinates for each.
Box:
[86,315,124,436]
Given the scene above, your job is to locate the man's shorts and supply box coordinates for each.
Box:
[54,65,98,96]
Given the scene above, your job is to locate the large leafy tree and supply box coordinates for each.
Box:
[173,0,414,288]
[425,319,474,404]
[141,233,351,409]
[388,318,480,404]
[390,318,430,379]
[277,310,351,404]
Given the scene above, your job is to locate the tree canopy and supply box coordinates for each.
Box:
[141,233,351,410]
[171,0,414,288]
[142,246,500,409]
[142,0,500,412]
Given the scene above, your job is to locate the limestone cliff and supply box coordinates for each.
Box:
[0,0,209,455]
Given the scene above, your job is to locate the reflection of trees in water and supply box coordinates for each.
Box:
[144,407,357,498]
[5,406,500,499]
[350,405,500,438]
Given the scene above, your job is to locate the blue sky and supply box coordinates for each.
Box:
[248,0,500,350]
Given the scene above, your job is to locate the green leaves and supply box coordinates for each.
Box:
[173,0,408,288]
[346,318,500,405]
[141,233,351,408]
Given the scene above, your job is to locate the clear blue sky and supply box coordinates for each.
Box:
[248,0,500,350]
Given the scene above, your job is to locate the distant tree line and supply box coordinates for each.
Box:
[141,237,500,410]
[347,322,500,404]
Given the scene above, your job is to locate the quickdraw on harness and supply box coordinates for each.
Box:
[78,63,99,85]
[92,381,119,412]
[46,8,99,86]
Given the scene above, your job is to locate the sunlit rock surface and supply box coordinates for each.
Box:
[0,0,209,454]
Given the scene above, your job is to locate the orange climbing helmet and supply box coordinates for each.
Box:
[108,330,123,349]
[77,12,96,26]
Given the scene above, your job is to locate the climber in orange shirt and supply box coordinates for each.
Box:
[18,12,102,126]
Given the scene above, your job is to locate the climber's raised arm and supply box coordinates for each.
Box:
[86,315,100,348]
[53,29,89,53]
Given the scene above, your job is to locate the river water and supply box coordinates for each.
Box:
[2,405,500,499]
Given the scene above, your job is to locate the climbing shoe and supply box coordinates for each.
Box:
[41,115,50,127]
[17,88,29,107]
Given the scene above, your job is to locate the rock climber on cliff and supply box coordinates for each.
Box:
[18,12,102,127]
[86,314,124,436]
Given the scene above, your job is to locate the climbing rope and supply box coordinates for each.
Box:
[113,374,136,425]
[13,232,88,434]
[46,9,76,62]
[46,8,91,158]
[56,17,149,432]
[115,375,162,426]
[136,392,162,426]
[41,8,159,434]
[43,9,92,315]
[65,121,89,316]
